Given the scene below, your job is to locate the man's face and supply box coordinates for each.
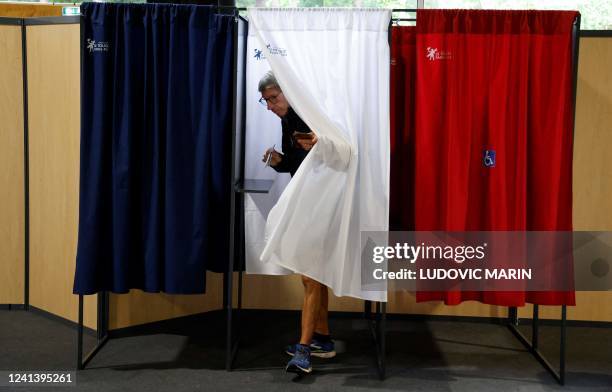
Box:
[261,87,289,117]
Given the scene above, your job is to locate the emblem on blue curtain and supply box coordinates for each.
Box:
[483,149,496,168]
[86,38,109,53]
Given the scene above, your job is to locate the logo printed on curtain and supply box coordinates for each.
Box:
[266,43,287,57]
[426,47,452,61]
[86,38,109,53]
[254,48,266,60]
[483,149,496,168]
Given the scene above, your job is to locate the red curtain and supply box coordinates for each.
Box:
[391,10,578,306]
[390,26,416,231]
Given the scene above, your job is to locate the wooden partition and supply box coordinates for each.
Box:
[557,36,612,323]
[26,23,98,328]
[26,22,222,330]
[0,24,25,305]
[111,273,224,330]
[241,275,508,318]
[0,3,62,18]
[240,36,612,323]
[240,274,364,312]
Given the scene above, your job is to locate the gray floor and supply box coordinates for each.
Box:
[0,308,610,391]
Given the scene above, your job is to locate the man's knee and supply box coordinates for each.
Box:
[301,275,320,290]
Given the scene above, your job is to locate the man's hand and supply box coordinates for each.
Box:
[262,148,282,167]
[293,132,318,151]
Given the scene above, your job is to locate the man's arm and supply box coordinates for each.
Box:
[262,148,291,173]
[272,152,292,173]
[293,132,318,151]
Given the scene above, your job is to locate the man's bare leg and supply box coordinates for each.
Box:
[314,285,329,336]
[300,275,323,345]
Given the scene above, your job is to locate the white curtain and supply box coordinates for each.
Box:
[249,8,390,301]
[244,28,292,275]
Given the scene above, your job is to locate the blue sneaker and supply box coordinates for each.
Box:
[310,339,336,358]
[286,338,336,359]
[286,344,312,374]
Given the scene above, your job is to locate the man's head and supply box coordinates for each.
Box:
[258,71,289,117]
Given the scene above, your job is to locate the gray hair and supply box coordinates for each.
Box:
[258,71,280,93]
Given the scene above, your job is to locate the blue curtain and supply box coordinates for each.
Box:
[74,3,234,295]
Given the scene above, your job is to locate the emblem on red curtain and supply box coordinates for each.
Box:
[426,47,452,61]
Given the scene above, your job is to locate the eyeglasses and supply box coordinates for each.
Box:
[258,92,283,106]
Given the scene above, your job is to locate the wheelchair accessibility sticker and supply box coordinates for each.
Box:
[483,149,496,168]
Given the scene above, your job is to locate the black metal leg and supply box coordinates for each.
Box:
[77,295,83,370]
[235,271,243,344]
[225,190,241,373]
[224,269,242,372]
[560,305,567,385]
[22,18,30,313]
[225,270,234,371]
[532,305,539,351]
[379,302,387,380]
[76,293,110,370]
[506,305,566,385]
[226,13,239,372]
[104,292,110,338]
[97,292,109,341]
[364,300,372,320]
[365,300,386,381]
[223,272,229,309]
[508,306,518,326]
[238,271,243,311]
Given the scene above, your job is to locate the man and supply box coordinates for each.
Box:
[258,71,336,375]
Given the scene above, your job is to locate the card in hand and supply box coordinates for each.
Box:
[293,131,313,140]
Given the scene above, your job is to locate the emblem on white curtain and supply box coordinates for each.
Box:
[265,44,287,57]
[254,48,266,60]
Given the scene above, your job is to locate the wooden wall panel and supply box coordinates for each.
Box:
[0,25,24,305]
[26,24,97,328]
[0,4,62,18]
[517,293,612,323]
[574,38,612,231]
[567,37,612,322]
[110,273,224,330]
[241,274,508,318]
[240,274,363,312]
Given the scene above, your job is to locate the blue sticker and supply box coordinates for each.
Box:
[483,149,496,168]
